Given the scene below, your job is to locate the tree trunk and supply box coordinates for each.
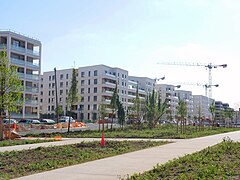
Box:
[0,112,3,140]
[67,107,72,133]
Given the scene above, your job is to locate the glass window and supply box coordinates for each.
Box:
[94,96,97,101]
[60,74,63,80]
[94,87,97,93]
[66,74,68,79]
[81,72,85,77]
[93,104,97,110]
[88,71,91,77]
[49,76,51,81]
[94,70,98,76]
[88,96,90,102]
[60,82,63,88]
[81,80,84,85]
[88,88,90,93]
[81,88,84,94]
[94,79,98,84]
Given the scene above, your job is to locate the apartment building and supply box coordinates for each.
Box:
[175,90,194,120]
[0,30,41,119]
[193,95,214,120]
[155,84,180,121]
[41,65,154,121]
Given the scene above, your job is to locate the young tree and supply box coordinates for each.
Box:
[209,101,216,128]
[117,101,125,129]
[110,82,119,130]
[146,90,167,129]
[176,100,187,134]
[67,68,79,133]
[0,51,23,140]
[98,103,107,132]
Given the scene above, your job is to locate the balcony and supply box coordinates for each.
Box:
[11,44,26,53]
[17,72,25,79]
[27,49,40,56]
[26,74,39,81]
[10,58,25,66]
[25,99,38,105]
[25,86,39,93]
[104,81,116,86]
[0,43,7,49]
[26,61,39,69]
[105,73,116,78]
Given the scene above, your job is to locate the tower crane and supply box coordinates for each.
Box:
[157,62,227,98]
[167,81,219,97]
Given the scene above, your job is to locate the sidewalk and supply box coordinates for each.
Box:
[11,130,240,180]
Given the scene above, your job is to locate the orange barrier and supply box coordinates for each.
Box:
[54,135,62,141]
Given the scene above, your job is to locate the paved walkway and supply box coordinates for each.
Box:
[8,131,240,180]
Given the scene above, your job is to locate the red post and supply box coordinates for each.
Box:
[100,132,105,147]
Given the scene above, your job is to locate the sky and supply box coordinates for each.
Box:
[1,0,240,109]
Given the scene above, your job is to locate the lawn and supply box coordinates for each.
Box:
[26,124,240,139]
[128,139,240,179]
[0,140,168,179]
[0,138,56,147]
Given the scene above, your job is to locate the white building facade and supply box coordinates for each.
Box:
[0,30,41,119]
[193,95,214,120]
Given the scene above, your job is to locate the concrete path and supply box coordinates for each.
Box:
[10,131,240,180]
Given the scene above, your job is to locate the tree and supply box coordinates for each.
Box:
[117,101,125,129]
[176,100,187,134]
[110,82,119,130]
[67,68,79,133]
[224,108,234,127]
[55,105,64,120]
[145,90,167,129]
[0,51,23,140]
[98,103,107,132]
[209,101,216,128]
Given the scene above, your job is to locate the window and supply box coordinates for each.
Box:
[122,82,124,86]
[88,71,91,77]
[94,96,97,101]
[60,82,63,88]
[94,87,97,93]
[40,91,43,95]
[49,76,51,81]
[94,70,98,76]
[88,88,90,93]
[88,96,90,102]
[48,98,50,103]
[94,79,98,84]
[41,84,43,88]
[81,72,85,77]
[93,104,97,110]
[81,80,85,85]
[81,88,84,94]
[48,106,50,111]
[88,79,90,85]
[122,90,124,94]
[49,83,51,88]
[66,74,68,79]
[81,97,84,102]
[60,97,62,102]
[60,74,63,80]
[52,98,54,103]
[88,105,90,110]
[52,75,55,81]
[40,99,42,103]
[52,83,55,88]
[66,89,68,94]
[49,91,51,96]
[122,74,124,78]
[60,89,63,95]
[52,90,54,96]
[51,105,55,111]
[66,82,68,86]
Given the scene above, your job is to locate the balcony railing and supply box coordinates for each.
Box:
[0,43,7,49]
[26,74,39,81]
[104,81,115,86]
[27,49,40,56]
[25,99,38,105]
[10,58,25,66]
[105,73,116,78]
[11,44,26,53]
[26,61,39,69]
[25,86,39,93]
[17,72,25,79]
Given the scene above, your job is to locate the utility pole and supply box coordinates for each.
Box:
[54,68,59,123]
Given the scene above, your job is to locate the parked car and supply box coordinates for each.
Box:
[3,119,17,124]
[40,119,56,125]
[18,119,41,124]
[59,116,75,123]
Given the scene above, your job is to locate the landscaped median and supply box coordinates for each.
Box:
[25,124,240,139]
[0,138,57,147]
[128,139,240,179]
[0,140,169,179]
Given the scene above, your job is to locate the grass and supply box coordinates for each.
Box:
[128,139,240,179]
[26,124,240,139]
[0,140,168,179]
[0,139,56,147]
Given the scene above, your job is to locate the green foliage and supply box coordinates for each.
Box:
[110,82,119,129]
[0,140,167,178]
[146,90,167,129]
[0,51,23,140]
[117,102,125,128]
[0,139,55,147]
[128,140,240,179]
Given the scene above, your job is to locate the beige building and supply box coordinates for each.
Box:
[0,30,41,119]
[41,65,154,121]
